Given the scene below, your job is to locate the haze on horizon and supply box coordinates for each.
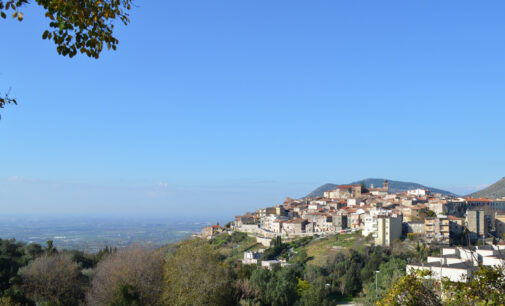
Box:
[1,1,504,219]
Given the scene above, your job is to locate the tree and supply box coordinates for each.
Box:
[360,180,368,192]
[163,239,234,305]
[0,239,25,293]
[341,263,361,296]
[443,265,505,305]
[45,240,57,256]
[0,92,17,110]
[110,284,141,306]
[363,257,406,304]
[249,267,299,306]
[378,269,441,306]
[0,0,133,109]
[86,246,164,306]
[19,253,85,306]
[299,281,331,306]
[0,0,132,59]
[426,210,437,218]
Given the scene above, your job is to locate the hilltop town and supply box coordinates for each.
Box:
[223,180,505,245]
[202,179,505,278]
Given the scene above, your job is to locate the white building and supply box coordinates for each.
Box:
[361,208,393,238]
[407,189,429,196]
[406,245,505,282]
[242,251,263,264]
[263,215,289,233]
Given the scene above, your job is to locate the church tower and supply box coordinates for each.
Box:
[383,179,389,193]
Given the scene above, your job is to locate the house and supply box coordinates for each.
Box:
[281,218,309,235]
[428,200,447,215]
[261,260,281,270]
[324,185,362,199]
[242,251,263,264]
[306,213,333,232]
[265,205,287,216]
[264,215,289,233]
[235,214,255,227]
[407,189,430,196]
[331,214,348,231]
[201,225,224,238]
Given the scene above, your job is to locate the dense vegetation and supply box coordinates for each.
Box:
[0,232,502,305]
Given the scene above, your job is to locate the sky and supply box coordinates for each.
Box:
[1,1,504,220]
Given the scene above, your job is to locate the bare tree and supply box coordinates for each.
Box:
[86,245,164,306]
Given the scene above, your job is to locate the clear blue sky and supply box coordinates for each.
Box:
[1,1,504,220]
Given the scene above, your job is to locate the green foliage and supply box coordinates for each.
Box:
[426,210,437,218]
[378,269,441,306]
[0,239,45,295]
[442,265,505,305]
[0,234,500,306]
[110,284,141,306]
[19,253,85,306]
[210,231,248,248]
[260,236,290,261]
[163,239,234,305]
[362,257,407,304]
[298,281,331,306]
[249,267,299,306]
[0,0,132,110]
[95,245,117,262]
[45,240,57,256]
[0,0,132,59]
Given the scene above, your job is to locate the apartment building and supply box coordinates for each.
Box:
[425,216,450,244]
[375,215,403,246]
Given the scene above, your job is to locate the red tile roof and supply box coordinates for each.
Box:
[338,184,361,189]
[465,198,491,202]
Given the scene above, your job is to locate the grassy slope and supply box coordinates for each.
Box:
[299,231,371,266]
[212,232,262,262]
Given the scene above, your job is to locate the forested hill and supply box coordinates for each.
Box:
[305,178,455,197]
[468,177,505,198]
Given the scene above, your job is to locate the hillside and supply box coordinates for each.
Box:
[306,178,455,197]
[468,177,505,198]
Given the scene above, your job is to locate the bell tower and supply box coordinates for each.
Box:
[383,179,389,193]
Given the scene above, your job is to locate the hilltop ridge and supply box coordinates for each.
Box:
[305,178,455,198]
[468,177,505,198]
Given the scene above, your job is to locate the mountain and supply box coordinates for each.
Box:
[305,183,340,198]
[305,178,456,198]
[468,177,505,198]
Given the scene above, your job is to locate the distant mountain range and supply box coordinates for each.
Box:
[468,177,505,198]
[305,178,456,198]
